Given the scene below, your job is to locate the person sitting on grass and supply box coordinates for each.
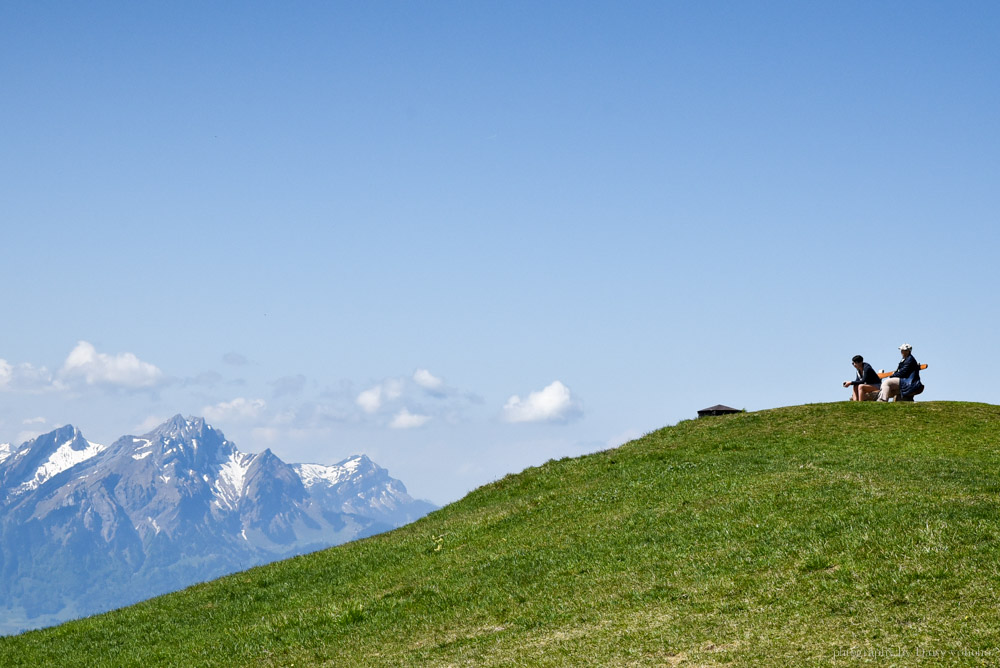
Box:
[877,343,923,402]
[843,354,882,401]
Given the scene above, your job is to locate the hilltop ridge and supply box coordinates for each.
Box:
[2,402,999,666]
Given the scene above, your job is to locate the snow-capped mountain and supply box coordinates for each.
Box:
[294,455,436,527]
[0,416,435,635]
[0,425,105,498]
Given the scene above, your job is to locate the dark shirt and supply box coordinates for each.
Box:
[893,354,922,397]
[851,363,882,387]
[891,355,919,380]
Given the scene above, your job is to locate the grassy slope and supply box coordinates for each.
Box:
[2,402,1000,667]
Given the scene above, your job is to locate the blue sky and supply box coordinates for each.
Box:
[2,2,998,505]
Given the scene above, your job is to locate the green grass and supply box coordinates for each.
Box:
[3,401,1000,666]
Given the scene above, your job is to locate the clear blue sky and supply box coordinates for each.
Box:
[2,2,998,504]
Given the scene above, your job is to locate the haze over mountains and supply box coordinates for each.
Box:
[0,415,434,635]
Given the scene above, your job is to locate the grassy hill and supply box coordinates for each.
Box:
[2,402,999,666]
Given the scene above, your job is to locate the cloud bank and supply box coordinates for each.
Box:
[60,342,164,389]
[413,369,444,391]
[0,359,57,393]
[389,408,431,429]
[202,397,267,423]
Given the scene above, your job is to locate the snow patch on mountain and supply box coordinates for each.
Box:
[0,443,12,465]
[17,435,105,492]
[213,450,256,510]
[294,455,373,489]
[295,462,348,488]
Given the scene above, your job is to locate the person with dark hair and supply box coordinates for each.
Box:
[878,343,923,402]
[843,354,882,401]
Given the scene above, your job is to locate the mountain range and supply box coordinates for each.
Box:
[0,415,435,635]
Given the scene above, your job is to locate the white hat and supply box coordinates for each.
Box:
[899,343,912,351]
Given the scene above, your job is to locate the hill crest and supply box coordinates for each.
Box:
[2,402,999,666]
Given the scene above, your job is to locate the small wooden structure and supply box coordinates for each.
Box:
[698,404,740,418]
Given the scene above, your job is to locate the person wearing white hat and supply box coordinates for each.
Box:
[877,343,923,402]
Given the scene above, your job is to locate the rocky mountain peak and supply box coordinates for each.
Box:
[0,425,104,496]
[0,417,435,635]
[149,415,209,440]
[133,415,235,469]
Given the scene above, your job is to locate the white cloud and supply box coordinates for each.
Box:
[0,358,59,393]
[413,368,444,390]
[383,378,404,400]
[502,380,581,423]
[356,378,404,414]
[23,417,47,426]
[60,341,163,389]
[356,386,383,413]
[351,373,478,427]
[202,397,267,423]
[389,408,431,429]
